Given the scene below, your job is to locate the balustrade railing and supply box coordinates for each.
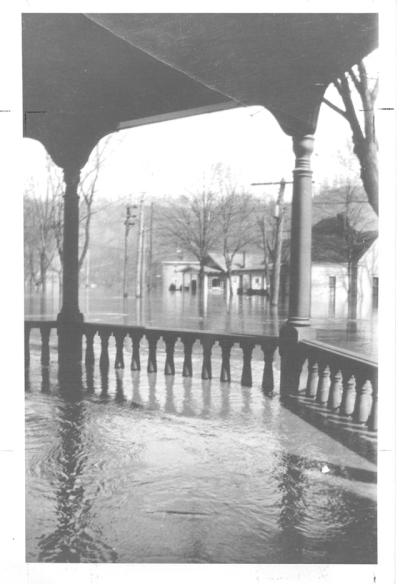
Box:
[24,321,378,432]
[293,339,378,431]
[24,321,278,393]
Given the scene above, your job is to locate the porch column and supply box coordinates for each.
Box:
[57,164,84,367]
[288,135,314,326]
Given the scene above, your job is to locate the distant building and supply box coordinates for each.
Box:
[162,252,270,295]
[162,221,378,318]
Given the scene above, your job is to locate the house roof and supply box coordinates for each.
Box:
[207,252,266,272]
[311,216,378,263]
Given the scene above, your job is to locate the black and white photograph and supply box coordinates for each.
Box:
[0,2,397,583]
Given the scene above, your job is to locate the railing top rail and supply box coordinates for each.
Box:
[81,321,279,344]
[300,338,377,369]
[25,319,58,328]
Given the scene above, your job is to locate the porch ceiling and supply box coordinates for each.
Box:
[23,13,377,169]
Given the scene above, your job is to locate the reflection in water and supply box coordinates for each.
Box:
[220,384,230,418]
[201,380,211,417]
[37,368,117,562]
[241,386,252,414]
[131,371,143,408]
[26,361,377,564]
[115,369,125,403]
[86,364,95,394]
[275,452,308,563]
[41,367,50,394]
[182,377,195,417]
[100,368,109,400]
[164,376,176,414]
[148,373,159,410]
[25,287,377,359]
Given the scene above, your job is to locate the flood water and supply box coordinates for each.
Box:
[25,286,378,360]
[25,287,377,563]
[25,340,377,563]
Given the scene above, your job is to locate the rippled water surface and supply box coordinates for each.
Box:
[26,347,377,564]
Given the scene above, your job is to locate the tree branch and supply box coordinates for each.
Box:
[322,98,349,120]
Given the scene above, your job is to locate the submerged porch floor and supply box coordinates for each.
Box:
[26,344,376,564]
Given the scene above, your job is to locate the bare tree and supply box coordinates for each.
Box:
[337,182,377,318]
[23,156,63,294]
[323,59,379,215]
[78,137,114,270]
[217,189,256,295]
[49,135,115,293]
[160,190,220,295]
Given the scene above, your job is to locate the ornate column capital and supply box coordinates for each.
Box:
[63,166,81,194]
[293,135,315,174]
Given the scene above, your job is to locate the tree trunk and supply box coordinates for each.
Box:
[227,269,233,296]
[40,251,47,295]
[348,260,358,319]
[198,260,205,297]
[354,139,379,216]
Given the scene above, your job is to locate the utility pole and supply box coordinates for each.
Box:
[136,196,145,298]
[251,179,291,306]
[271,179,286,306]
[122,203,137,298]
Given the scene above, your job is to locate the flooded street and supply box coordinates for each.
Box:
[25,287,377,360]
[26,349,376,563]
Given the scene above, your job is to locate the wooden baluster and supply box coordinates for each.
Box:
[130,332,141,371]
[182,335,195,377]
[201,337,214,380]
[114,330,126,369]
[25,323,31,368]
[316,362,330,405]
[329,367,343,411]
[85,329,95,367]
[261,343,276,394]
[240,341,254,387]
[368,379,378,431]
[99,329,110,372]
[147,333,159,373]
[219,339,233,382]
[306,357,319,398]
[40,325,51,367]
[341,373,357,416]
[354,379,373,424]
[164,334,177,375]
